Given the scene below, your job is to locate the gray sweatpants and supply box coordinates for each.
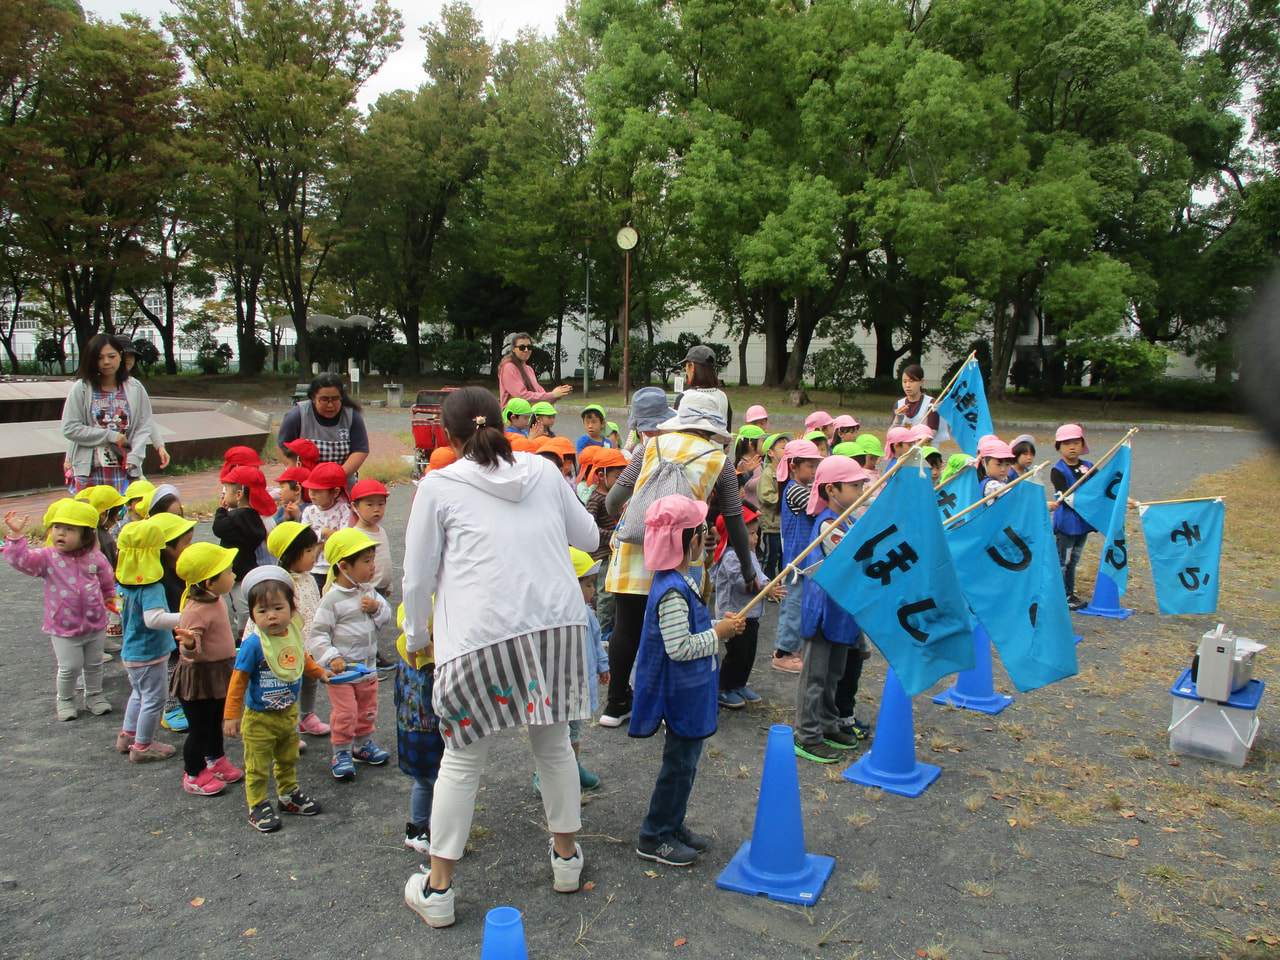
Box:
[50,630,105,701]
[794,624,849,746]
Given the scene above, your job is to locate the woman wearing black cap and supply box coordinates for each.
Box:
[674,344,732,432]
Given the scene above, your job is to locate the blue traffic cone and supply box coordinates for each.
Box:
[844,667,940,798]
[1079,571,1132,620]
[932,624,1014,715]
[480,906,528,960]
[716,724,835,905]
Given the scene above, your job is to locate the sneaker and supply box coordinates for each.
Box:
[578,762,600,790]
[598,700,631,727]
[161,707,188,732]
[404,821,431,854]
[1068,593,1087,611]
[297,712,331,736]
[101,651,114,662]
[207,755,244,783]
[183,769,225,795]
[248,800,282,833]
[278,790,321,815]
[675,824,709,853]
[794,737,842,764]
[839,716,872,740]
[56,699,77,721]
[352,739,390,765]
[115,731,136,753]
[550,840,584,893]
[103,639,122,654]
[298,738,308,754]
[636,835,699,867]
[718,688,745,709]
[129,741,176,763]
[404,871,454,928]
[332,750,355,781]
[823,729,859,750]
[735,685,761,703]
[84,693,112,716]
[771,654,803,674]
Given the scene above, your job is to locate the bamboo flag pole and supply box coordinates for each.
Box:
[731,442,927,619]
[941,461,1050,527]
[1135,496,1224,507]
[916,351,976,425]
[934,458,976,493]
[1058,427,1140,502]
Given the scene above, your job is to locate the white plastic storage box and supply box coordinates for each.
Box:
[1169,668,1264,767]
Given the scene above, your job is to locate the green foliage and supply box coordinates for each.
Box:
[195,337,233,375]
[131,338,160,374]
[608,338,655,388]
[1140,377,1240,414]
[369,341,410,377]
[435,340,488,381]
[1067,336,1169,413]
[526,344,564,380]
[34,337,65,372]
[806,338,867,404]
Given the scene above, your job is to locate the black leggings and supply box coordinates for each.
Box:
[605,592,648,709]
[718,618,759,690]
[179,697,227,777]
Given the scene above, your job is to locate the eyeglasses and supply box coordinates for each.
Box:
[514,344,532,352]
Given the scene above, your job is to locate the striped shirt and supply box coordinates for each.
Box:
[306,581,391,671]
[657,575,719,662]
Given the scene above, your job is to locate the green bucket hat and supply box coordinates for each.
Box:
[831,441,861,457]
[531,401,557,417]
[855,433,884,458]
[503,397,533,421]
[737,424,766,440]
[581,404,606,421]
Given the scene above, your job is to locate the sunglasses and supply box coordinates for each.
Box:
[514,344,532,351]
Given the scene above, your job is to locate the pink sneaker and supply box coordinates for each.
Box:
[206,755,244,783]
[298,712,331,736]
[129,741,176,763]
[183,769,225,795]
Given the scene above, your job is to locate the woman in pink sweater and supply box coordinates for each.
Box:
[497,332,573,408]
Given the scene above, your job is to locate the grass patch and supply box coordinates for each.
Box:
[960,880,994,898]
[157,457,223,477]
[852,867,880,893]
[359,455,415,487]
[964,793,986,812]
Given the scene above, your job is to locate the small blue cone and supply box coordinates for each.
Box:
[1078,572,1133,620]
[480,906,528,960]
[932,624,1014,715]
[716,724,835,905]
[844,667,940,798]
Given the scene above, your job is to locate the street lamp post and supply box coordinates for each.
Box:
[616,225,638,403]
[583,237,591,398]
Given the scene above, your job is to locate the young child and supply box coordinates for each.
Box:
[152,510,196,733]
[172,543,244,796]
[576,404,610,455]
[538,437,578,480]
[744,404,769,431]
[115,518,178,762]
[711,507,783,707]
[268,521,331,739]
[77,484,126,654]
[976,437,1016,498]
[220,445,265,480]
[853,433,883,472]
[734,427,765,509]
[631,496,744,867]
[394,603,442,853]
[503,398,533,438]
[306,528,393,781]
[755,433,789,580]
[122,479,156,525]
[795,456,869,763]
[832,414,860,445]
[350,479,393,597]
[213,464,270,630]
[575,446,602,504]
[529,401,557,440]
[283,438,320,471]
[804,430,830,458]
[922,446,945,486]
[1050,424,1094,610]
[605,421,621,449]
[223,566,332,832]
[881,426,914,474]
[4,500,115,720]
[804,410,836,442]
[567,548,611,789]
[772,438,823,673]
[299,462,353,591]
[144,483,184,518]
[274,465,310,523]
[584,449,628,637]
[1010,434,1037,478]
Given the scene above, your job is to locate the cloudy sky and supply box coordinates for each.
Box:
[82,0,569,107]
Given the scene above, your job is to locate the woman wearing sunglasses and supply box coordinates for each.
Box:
[497,332,573,408]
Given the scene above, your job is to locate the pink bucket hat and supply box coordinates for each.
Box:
[776,438,823,482]
[975,434,1000,457]
[745,404,769,423]
[980,438,1015,460]
[885,426,914,448]
[804,410,835,432]
[1054,423,1089,454]
[807,456,871,515]
[832,414,860,430]
[643,496,709,571]
[908,423,934,441]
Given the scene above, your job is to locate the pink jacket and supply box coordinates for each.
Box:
[498,360,558,407]
[4,535,114,637]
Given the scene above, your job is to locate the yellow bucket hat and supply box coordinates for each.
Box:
[115,518,165,585]
[149,511,196,544]
[324,527,377,568]
[569,547,601,580]
[75,485,127,514]
[267,521,312,559]
[123,479,156,506]
[175,542,236,608]
[43,498,101,529]
[395,601,434,670]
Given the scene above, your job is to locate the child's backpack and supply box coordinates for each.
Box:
[616,441,718,545]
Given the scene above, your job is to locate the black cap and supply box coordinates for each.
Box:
[682,344,716,366]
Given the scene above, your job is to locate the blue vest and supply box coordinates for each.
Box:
[1052,458,1094,536]
[630,569,718,740]
[780,479,816,567]
[800,508,861,644]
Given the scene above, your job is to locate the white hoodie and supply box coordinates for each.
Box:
[402,451,600,665]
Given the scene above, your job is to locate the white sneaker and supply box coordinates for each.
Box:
[550,840,584,893]
[403,869,454,927]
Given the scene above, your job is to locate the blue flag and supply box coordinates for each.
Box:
[1140,499,1224,615]
[935,357,994,456]
[813,459,975,696]
[944,481,1078,692]
[1066,443,1132,595]
[935,463,981,522]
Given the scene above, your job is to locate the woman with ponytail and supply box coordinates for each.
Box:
[401,386,600,927]
[496,332,573,408]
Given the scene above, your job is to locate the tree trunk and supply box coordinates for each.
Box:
[402,302,422,374]
[782,294,817,390]
[761,286,787,387]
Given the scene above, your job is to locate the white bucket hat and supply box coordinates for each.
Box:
[657,391,732,444]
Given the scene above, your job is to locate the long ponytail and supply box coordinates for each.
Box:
[441,387,515,469]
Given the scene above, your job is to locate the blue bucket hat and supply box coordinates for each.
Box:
[628,386,678,433]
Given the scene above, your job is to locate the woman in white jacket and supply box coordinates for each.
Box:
[60,334,156,494]
[401,386,599,929]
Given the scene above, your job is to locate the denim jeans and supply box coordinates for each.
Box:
[411,776,435,826]
[640,729,704,843]
[123,660,169,745]
[761,532,783,580]
[1056,531,1090,595]
[773,574,805,654]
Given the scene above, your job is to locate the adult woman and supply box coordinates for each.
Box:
[496,332,572,408]
[401,387,598,928]
[599,391,758,727]
[890,363,946,439]
[115,338,170,469]
[61,333,157,494]
[275,373,369,487]
[674,343,732,431]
